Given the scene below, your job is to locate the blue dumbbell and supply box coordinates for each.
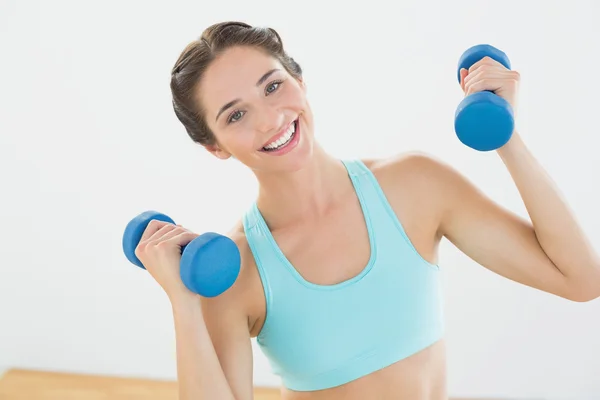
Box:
[122,211,241,298]
[454,44,514,151]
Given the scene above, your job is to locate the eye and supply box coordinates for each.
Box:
[226,80,284,125]
[227,110,245,124]
[265,80,283,95]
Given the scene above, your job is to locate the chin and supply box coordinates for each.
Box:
[268,149,313,174]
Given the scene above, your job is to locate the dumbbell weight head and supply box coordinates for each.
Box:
[180,232,241,298]
[454,44,514,151]
[122,210,175,269]
[456,44,511,83]
[122,211,241,297]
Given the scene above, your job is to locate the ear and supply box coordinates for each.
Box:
[203,143,232,160]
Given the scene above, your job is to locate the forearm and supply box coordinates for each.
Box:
[497,132,600,286]
[171,297,237,400]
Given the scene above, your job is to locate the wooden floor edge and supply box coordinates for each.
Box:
[0,368,181,385]
[0,368,281,399]
[0,368,539,400]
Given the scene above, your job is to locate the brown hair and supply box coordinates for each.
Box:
[170,21,303,146]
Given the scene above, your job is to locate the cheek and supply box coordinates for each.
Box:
[223,128,258,152]
[284,87,307,110]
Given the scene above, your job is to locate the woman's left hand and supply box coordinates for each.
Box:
[459,56,521,111]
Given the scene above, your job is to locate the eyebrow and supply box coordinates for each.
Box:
[215,68,280,122]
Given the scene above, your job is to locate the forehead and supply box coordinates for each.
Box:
[198,46,283,114]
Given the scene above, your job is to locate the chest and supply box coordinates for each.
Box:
[273,195,371,286]
[271,176,440,285]
[246,175,441,336]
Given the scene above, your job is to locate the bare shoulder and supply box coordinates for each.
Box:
[200,219,266,336]
[362,151,474,205]
[362,151,461,187]
[360,152,470,261]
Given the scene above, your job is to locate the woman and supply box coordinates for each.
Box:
[134,21,600,400]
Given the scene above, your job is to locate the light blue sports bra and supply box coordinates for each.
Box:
[242,159,444,392]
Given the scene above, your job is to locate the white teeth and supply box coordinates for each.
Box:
[264,121,296,150]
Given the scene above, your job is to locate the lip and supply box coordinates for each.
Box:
[259,119,300,155]
[261,119,296,149]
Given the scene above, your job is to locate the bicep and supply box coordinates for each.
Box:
[435,161,571,298]
[201,293,254,400]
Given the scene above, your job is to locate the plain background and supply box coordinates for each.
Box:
[1,0,599,399]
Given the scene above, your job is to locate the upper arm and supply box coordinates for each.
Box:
[199,230,256,400]
[391,152,572,299]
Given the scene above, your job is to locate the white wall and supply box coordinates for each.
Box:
[1,0,599,399]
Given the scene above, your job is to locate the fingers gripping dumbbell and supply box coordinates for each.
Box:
[122,211,241,297]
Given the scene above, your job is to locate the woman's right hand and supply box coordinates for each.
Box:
[134,219,199,301]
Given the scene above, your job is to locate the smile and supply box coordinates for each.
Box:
[260,119,300,154]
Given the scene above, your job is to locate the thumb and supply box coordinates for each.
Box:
[459,68,468,91]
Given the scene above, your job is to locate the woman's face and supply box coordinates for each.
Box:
[197,46,315,173]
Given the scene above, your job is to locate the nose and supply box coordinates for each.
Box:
[254,105,284,135]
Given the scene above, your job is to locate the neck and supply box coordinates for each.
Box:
[254,145,352,230]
